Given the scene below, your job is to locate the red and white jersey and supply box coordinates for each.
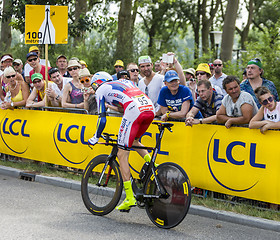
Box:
[95,79,155,114]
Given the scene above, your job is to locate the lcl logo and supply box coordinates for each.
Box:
[53,120,92,165]
[207,132,266,192]
[0,117,30,154]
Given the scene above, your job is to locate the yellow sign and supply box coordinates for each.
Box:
[0,109,279,204]
[25,5,68,44]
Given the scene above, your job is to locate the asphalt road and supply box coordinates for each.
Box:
[1,174,279,240]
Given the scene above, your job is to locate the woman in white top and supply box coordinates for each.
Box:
[249,86,280,133]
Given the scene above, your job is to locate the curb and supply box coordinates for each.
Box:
[1,165,279,232]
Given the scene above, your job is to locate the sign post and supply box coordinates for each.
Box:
[25,5,68,106]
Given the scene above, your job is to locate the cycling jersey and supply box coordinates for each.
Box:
[95,79,155,148]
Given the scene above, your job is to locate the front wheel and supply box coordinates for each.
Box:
[81,154,123,216]
[144,162,191,229]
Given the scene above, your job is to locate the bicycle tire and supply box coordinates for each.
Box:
[81,154,123,216]
[144,162,191,229]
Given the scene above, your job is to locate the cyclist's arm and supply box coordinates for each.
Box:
[95,95,107,138]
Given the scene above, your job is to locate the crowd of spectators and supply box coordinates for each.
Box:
[1,46,280,134]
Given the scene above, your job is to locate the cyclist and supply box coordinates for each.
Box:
[88,71,155,211]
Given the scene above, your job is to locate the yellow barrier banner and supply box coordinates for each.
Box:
[0,109,279,204]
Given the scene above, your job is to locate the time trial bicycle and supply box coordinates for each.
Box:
[81,122,191,229]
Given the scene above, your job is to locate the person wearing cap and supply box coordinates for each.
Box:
[112,60,124,80]
[27,52,51,88]
[209,59,227,95]
[79,60,88,69]
[56,55,71,78]
[46,68,71,106]
[138,55,164,113]
[24,46,51,84]
[0,54,13,79]
[195,63,224,98]
[216,75,258,128]
[127,62,140,85]
[240,58,279,108]
[157,70,202,121]
[0,66,29,110]
[62,60,84,109]
[26,73,53,108]
[184,68,196,100]
[13,59,25,80]
[78,68,96,114]
[185,79,223,126]
[209,63,214,75]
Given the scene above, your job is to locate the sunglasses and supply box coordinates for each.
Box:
[129,69,139,72]
[6,74,16,79]
[213,64,222,67]
[48,67,59,75]
[196,72,206,76]
[115,66,123,68]
[68,67,79,71]
[262,96,273,105]
[28,57,38,62]
[33,80,42,84]
[13,63,20,67]
[80,78,90,84]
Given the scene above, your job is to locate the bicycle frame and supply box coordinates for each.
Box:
[96,122,173,199]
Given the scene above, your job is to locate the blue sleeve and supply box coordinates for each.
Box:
[95,96,107,138]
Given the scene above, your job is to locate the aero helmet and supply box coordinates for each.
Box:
[91,71,113,90]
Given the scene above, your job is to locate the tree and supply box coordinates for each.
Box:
[115,0,138,64]
[0,0,13,51]
[220,0,239,62]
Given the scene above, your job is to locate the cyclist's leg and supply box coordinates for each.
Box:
[116,148,136,211]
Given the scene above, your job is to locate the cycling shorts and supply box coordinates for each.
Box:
[118,103,155,148]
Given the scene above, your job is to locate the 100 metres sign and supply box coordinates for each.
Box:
[25,5,68,44]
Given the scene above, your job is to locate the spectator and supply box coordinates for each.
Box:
[0,55,24,101]
[209,63,214,75]
[24,46,51,84]
[185,79,223,126]
[154,60,162,73]
[79,68,96,114]
[209,59,227,95]
[13,59,25,80]
[26,73,52,108]
[242,69,247,81]
[46,68,71,107]
[79,60,87,69]
[183,68,195,81]
[157,70,202,121]
[216,75,258,128]
[112,60,124,80]
[249,86,280,133]
[240,58,279,108]
[127,62,140,85]
[1,66,29,109]
[27,52,51,88]
[117,70,130,80]
[195,63,224,97]
[56,55,71,78]
[62,60,84,109]
[184,68,196,100]
[138,55,164,113]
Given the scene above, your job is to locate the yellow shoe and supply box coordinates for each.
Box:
[115,198,137,212]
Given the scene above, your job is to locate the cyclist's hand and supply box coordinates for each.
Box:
[88,135,99,146]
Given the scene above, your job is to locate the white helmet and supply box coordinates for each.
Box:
[91,71,113,90]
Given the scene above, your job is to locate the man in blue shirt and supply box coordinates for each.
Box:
[240,58,279,108]
[158,70,202,121]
